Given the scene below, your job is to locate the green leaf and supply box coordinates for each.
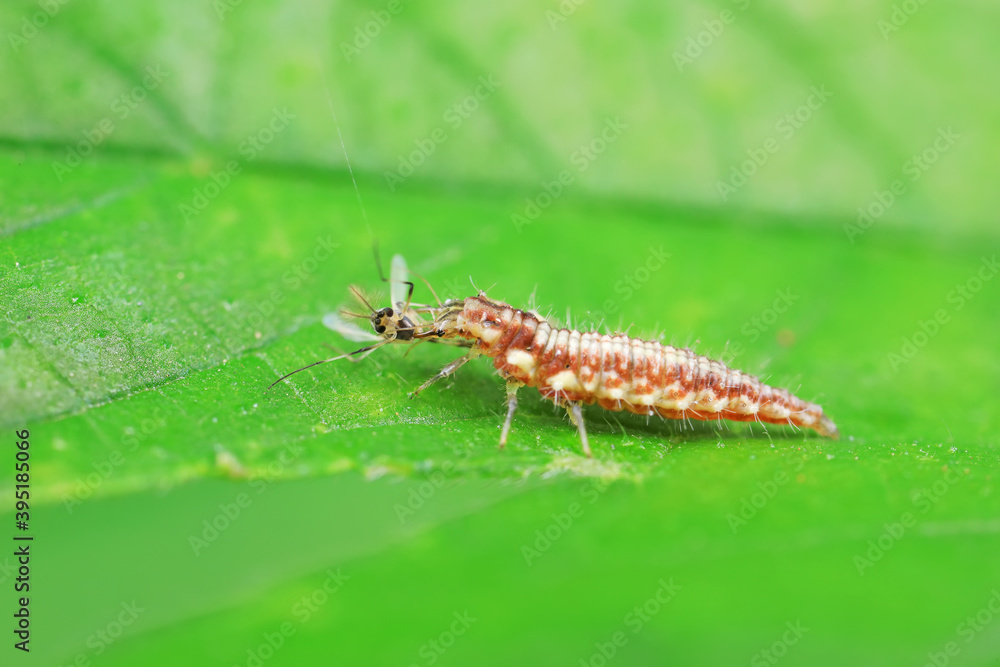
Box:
[2,1,999,665]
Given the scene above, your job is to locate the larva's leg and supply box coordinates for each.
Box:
[566,402,592,458]
[499,379,524,449]
[410,350,480,398]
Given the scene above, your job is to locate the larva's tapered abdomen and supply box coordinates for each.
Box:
[460,297,838,438]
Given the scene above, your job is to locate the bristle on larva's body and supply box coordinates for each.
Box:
[449,296,838,456]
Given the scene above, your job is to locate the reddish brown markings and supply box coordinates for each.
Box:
[507,314,537,354]
[492,308,522,353]
[600,340,624,391]
[580,334,601,385]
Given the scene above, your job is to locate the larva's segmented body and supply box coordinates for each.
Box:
[275,254,838,457]
[456,296,838,446]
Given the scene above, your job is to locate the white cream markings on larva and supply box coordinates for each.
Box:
[506,349,537,377]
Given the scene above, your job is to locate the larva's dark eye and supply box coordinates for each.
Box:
[375,325,386,334]
[386,308,394,317]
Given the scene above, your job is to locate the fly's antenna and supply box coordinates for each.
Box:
[348,285,378,313]
[265,340,389,391]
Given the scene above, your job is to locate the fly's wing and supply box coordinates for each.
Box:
[322,312,380,342]
[390,253,409,312]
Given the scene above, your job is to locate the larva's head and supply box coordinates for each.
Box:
[458,295,514,350]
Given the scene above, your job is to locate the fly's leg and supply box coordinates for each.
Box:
[409,350,480,398]
[499,379,524,449]
[566,402,592,458]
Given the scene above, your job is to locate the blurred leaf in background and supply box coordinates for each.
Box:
[1,0,999,665]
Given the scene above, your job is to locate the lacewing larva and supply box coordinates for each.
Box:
[272,254,838,457]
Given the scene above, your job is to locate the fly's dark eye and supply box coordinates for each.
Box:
[375,325,386,334]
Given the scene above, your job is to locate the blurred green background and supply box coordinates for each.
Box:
[2,1,999,665]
